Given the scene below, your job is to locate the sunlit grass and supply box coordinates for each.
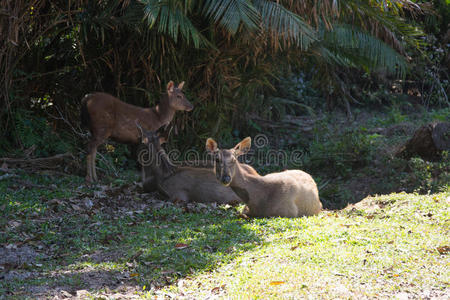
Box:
[150,193,450,299]
[1,171,448,299]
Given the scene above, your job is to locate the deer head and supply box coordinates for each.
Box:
[136,121,174,176]
[206,137,251,186]
[166,81,193,111]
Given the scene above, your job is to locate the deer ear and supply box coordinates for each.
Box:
[156,126,170,145]
[177,81,185,90]
[234,137,251,156]
[135,120,147,144]
[167,81,174,93]
[159,136,167,145]
[206,138,218,153]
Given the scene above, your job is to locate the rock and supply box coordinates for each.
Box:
[395,122,450,161]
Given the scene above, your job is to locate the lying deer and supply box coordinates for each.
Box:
[206,137,322,217]
[136,125,241,205]
[80,81,193,183]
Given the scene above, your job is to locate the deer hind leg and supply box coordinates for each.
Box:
[275,200,298,218]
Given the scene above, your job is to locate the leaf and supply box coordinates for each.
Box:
[318,23,407,77]
[203,0,260,34]
[141,0,210,48]
[211,284,226,294]
[8,220,21,228]
[437,246,450,255]
[175,243,189,249]
[269,281,285,286]
[254,0,316,49]
[129,250,143,261]
[130,273,139,277]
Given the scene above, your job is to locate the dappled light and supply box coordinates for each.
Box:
[1,0,449,298]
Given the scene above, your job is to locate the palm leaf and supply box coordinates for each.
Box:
[141,0,209,48]
[253,0,316,49]
[203,0,260,34]
[316,23,407,77]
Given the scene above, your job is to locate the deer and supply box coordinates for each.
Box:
[205,137,322,218]
[136,125,242,205]
[80,81,193,183]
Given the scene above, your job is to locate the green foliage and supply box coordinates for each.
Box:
[379,108,408,125]
[306,128,379,178]
[388,152,450,194]
[12,109,73,157]
[95,143,135,177]
[204,0,261,34]
[1,0,433,153]
[318,24,407,77]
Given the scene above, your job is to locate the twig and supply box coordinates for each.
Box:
[96,152,119,177]
[46,105,87,138]
[0,173,17,181]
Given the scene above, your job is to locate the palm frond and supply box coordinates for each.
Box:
[342,0,424,51]
[316,23,407,77]
[203,0,260,34]
[253,0,316,49]
[141,0,209,48]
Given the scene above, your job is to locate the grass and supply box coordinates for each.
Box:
[1,170,449,299]
[153,193,449,299]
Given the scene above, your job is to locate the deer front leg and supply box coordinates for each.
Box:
[91,147,98,182]
[143,175,158,192]
[86,153,93,183]
[169,191,188,203]
[86,138,103,183]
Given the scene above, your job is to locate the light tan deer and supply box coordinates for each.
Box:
[137,126,241,205]
[206,137,322,217]
[80,81,193,183]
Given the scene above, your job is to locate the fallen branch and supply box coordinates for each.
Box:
[0,153,75,171]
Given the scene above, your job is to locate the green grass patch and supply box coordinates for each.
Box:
[1,171,448,298]
[152,192,449,299]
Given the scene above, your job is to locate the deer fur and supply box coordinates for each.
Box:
[80,81,193,183]
[137,127,241,205]
[206,137,322,217]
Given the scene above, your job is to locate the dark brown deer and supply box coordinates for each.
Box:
[206,137,322,217]
[136,126,241,205]
[80,81,193,183]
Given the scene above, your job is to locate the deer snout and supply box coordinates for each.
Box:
[185,103,194,111]
[221,175,232,186]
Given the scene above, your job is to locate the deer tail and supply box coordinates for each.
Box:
[80,94,92,129]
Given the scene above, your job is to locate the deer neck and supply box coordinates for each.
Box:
[154,94,176,127]
[153,148,177,179]
[229,163,260,206]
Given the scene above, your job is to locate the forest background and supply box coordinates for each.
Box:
[0,0,449,205]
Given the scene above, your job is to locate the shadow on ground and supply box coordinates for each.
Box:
[0,175,261,298]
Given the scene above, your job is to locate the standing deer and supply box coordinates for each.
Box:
[136,125,242,205]
[206,137,322,217]
[80,81,193,183]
